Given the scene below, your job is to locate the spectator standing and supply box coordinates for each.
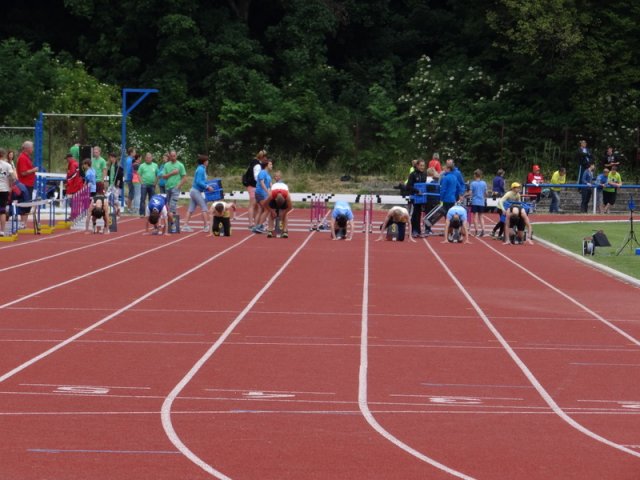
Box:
[242,150,267,230]
[469,169,488,236]
[137,152,158,217]
[65,153,83,197]
[82,159,97,198]
[92,146,107,195]
[445,158,466,201]
[492,169,505,197]
[428,153,442,174]
[580,163,596,213]
[407,159,427,237]
[576,139,592,183]
[595,167,610,214]
[183,155,214,232]
[602,146,621,169]
[253,159,273,233]
[162,150,187,222]
[548,167,566,213]
[526,164,544,203]
[157,153,169,194]
[439,164,463,212]
[16,141,37,226]
[602,165,622,214]
[131,156,142,212]
[0,148,17,236]
[123,147,136,212]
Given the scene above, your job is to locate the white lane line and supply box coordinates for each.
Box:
[20,383,151,390]
[0,216,139,251]
[0,229,143,273]
[0,231,198,311]
[161,231,317,480]
[571,362,640,367]
[0,235,252,384]
[424,239,640,459]
[478,239,640,347]
[359,234,475,479]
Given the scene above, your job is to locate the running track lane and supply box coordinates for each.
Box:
[0,231,274,479]
[372,236,638,479]
[0,226,350,479]
[160,232,459,479]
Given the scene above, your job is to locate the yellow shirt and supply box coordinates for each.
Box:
[550,171,566,192]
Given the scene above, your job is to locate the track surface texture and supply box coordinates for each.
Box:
[0,209,638,479]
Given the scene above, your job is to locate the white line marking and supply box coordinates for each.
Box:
[161,231,318,480]
[0,235,252,384]
[204,388,336,396]
[0,231,197,311]
[0,229,143,273]
[571,362,640,367]
[20,383,151,390]
[478,239,640,347]
[424,239,640,459]
[360,233,475,478]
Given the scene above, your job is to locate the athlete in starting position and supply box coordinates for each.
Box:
[378,206,415,242]
[145,194,171,235]
[330,201,354,240]
[442,204,471,244]
[85,195,110,234]
[209,200,236,237]
[262,175,292,238]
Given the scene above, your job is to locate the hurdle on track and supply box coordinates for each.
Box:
[361,194,374,233]
[309,195,329,231]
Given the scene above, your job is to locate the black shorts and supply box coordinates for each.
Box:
[508,216,526,231]
[602,190,616,205]
[0,191,8,213]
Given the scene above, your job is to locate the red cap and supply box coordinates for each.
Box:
[533,165,540,171]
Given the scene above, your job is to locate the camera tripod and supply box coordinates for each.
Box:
[616,200,640,256]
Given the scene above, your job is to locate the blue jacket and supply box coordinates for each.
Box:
[439,172,462,203]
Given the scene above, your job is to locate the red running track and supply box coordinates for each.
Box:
[0,209,638,479]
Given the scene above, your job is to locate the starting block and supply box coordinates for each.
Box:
[168,214,180,234]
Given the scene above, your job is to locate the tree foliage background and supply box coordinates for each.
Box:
[1,0,639,178]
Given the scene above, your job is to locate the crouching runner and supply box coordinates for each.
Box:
[263,177,292,238]
[330,201,354,240]
[503,203,533,245]
[145,194,171,235]
[442,204,470,244]
[378,206,415,242]
[85,194,110,234]
[209,200,236,237]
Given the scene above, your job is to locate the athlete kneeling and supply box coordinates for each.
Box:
[85,195,110,234]
[442,204,470,244]
[503,205,533,245]
[145,194,171,235]
[263,178,292,238]
[330,201,354,240]
[378,206,415,242]
[209,201,236,237]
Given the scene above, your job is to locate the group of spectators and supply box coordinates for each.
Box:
[0,141,39,235]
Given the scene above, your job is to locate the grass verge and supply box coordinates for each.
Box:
[533,221,640,280]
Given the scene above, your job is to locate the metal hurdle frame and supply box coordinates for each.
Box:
[361,194,374,233]
[309,194,329,231]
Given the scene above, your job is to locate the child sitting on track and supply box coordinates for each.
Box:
[378,206,415,242]
[145,194,171,235]
[330,201,354,240]
[263,174,292,238]
[85,195,110,234]
[208,201,236,237]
